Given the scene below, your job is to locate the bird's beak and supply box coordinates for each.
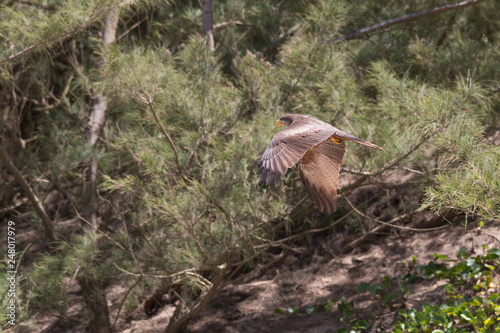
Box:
[275,120,284,127]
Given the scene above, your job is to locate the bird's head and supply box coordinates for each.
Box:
[275,114,295,127]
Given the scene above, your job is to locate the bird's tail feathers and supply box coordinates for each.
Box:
[332,133,384,151]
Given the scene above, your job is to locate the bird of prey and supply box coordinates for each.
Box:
[257,114,383,213]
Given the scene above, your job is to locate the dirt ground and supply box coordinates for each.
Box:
[96,220,499,333]
[184,223,499,333]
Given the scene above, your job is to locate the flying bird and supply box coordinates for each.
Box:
[257,114,383,213]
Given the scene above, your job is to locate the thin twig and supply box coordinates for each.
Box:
[0,30,76,65]
[112,277,142,329]
[340,138,428,194]
[340,167,377,176]
[118,16,148,40]
[224,212,355,285]
[342,193,448,232]
[75,210,128,251]
[131,73,189,183]
[340,195,449,253]
[328,0,488,44]
[256,210,355,249]
[114,264,197,279]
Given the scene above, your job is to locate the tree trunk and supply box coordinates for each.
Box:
[78,6,119,333]
[201,0,214,52]
[78,275,113,333]
[85,6,119,228]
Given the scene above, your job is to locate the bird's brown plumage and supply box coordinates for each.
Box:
[257,114,383,213]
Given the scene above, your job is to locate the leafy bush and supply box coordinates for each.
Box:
[395,247,500,332]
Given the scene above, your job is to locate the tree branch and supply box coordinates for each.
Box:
[0,142,56,242]
[0,30,77,65]
[165,265,229,333]
[139,91,190,184]
[328,0,489,44]
[487,85,500,96]
[340,138,428,194]
[214,20,244,30]
[340,194,449,254]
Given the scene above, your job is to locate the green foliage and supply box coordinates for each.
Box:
[24,231,115,315]
[425,145,500,222]
[337,296,369,333]
[402,246,500,289]
[395,295,500,333]
[274,247,500,332]
[395,247,500,333]
[274,297,337,316]
[356,275,410,307]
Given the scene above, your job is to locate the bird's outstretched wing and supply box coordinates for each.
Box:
[257,121,336,186]
[300,139,345,213]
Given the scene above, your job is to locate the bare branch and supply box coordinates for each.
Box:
[118,16,148,40]
[214,20,244,30]
[256,210,356,249]
[342,193,448,232]
[340,138,428,194]
[112,277,142,330]
[487,85,500,96]
[114,263,197,279]
[341,194,450,253]
[165,265,229,333]
[328,0,489,44]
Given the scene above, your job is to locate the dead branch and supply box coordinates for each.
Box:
[112,277,142,330]
[0,143,56,242]
[487,85,500,96]
[340,138,428,194]
[0,197,28,215]
[113,264,197,279]
[266,210,355,248]
[342,193,450,232]
[165,264,229,333]
[214,20,244,30]
[328,0,489,44]
[341,194,450,254]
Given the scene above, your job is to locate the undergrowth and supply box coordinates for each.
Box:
[275,246,500,333]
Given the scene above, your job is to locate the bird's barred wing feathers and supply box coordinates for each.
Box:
[257,122,335,186]
[300,139,345,213]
